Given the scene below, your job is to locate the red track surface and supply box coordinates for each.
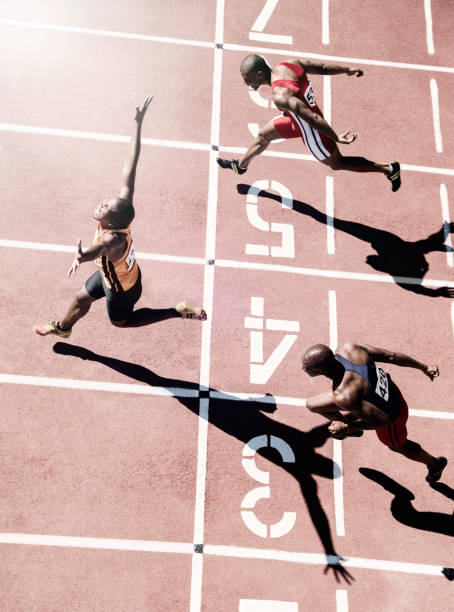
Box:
[1,1,453,610]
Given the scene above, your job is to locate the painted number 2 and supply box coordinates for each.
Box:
[241,434,296,538]
[249,0,293,45]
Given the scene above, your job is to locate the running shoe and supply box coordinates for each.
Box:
[426,456,447,483]
[176,302,207,321]
[216,158,247,175]
[33,320,72,338]
[386,161,401,192]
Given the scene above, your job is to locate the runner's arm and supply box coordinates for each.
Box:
[297,59,363,77]
[273,90,340,141]
[119,95,153,204]
[67,234,122,277]
[359,343,439,380]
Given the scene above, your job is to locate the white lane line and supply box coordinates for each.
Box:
[323,75,331,124]
[190,3,224,609]
[0,373,198,397]
[336,590,349,612]
[322,0,330,45]
[224,42,454,74]
[410,409,454,420]
[452,302,454,339]
[329,290,345,538]
[2,123,454,177]
[430,79,443,153]
[220,145,454,176]
[440,183,453,267]
[1,18,452,74]
[0,533,194,553]
[2,238,453,288]
[424,0,435,55]
[326,176,335,254]
[215,259,454,289]
[204,544,447,576]
[3,374,453,419]
[0,123,210,152]
[210,390,306,406]
[2,534,448,576]
[0,18,214,48]
[0,239,205,265]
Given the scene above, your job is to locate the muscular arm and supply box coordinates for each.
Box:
[119,119,144,204]
[119,95,153,204]
[67,233,123,277]
[297,59,363,77]
[359,343,439,380]
[78,234,121,263]
[273,91,340,141]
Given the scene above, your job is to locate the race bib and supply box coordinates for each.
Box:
[375,364,389,401]
[304,82,316,107]
[125,240,136,271]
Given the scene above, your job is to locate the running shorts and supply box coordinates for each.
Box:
[85,268,142,322]
[273,111,336,161]
[375,390,408,449]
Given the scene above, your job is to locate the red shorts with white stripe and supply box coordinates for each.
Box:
[375,390,409,449]
[273,111,336,161]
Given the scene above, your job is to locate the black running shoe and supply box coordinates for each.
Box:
[386,161,401,192]
[216,158,247,175]
[426,456,447,483]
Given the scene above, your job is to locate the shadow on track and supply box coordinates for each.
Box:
[53,341,354,584]
[237,184,454,298]
[359,467,454,537]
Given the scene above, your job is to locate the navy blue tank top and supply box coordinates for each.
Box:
[333,354,401,422]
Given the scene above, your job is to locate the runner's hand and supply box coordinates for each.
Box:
[424,364,439,381]
[328,421,348,438]
[135,95,153,123]
[337,130,357,144]
[347,68,363,77]
[68,239,84,278]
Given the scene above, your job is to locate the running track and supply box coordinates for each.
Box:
[1,1,453,610]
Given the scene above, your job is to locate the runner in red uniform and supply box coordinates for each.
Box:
[217,54,401,191]
[302,342,447,483]
[33,96,206,339]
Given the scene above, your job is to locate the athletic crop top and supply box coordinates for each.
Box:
[94,223,139,292]
[333,354,401,422]
[271,62,323,117]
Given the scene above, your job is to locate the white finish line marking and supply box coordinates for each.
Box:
[0,534,448,578]
[424,0,435,55]
[430,78,443,153]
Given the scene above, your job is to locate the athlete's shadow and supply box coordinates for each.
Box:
[237,184,454,298]
[359,467,454,537]
[53,341,353,583]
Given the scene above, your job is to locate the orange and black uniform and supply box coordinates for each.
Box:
[85,224,142,321]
